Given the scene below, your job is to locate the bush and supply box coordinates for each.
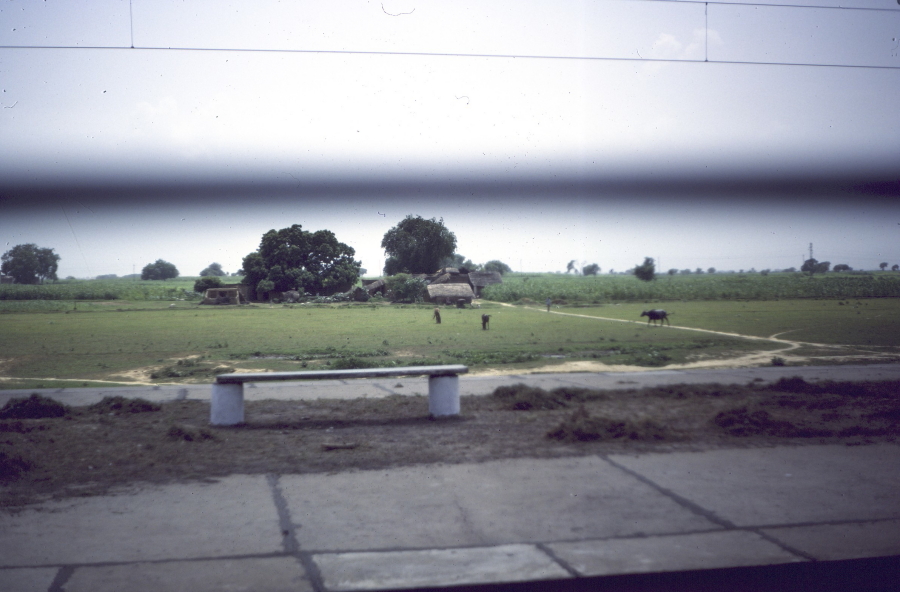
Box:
[384,273,427,303]
[194,276,223,293]
[0,393,69,419]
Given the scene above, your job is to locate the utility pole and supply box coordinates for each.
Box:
[809,243,814,261]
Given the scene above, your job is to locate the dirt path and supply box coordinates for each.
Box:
[492,303,898,375]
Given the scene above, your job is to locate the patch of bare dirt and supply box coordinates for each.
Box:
[1,379,898,510]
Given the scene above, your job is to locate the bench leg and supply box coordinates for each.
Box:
[211,383,245,425]
[428,375,460,416]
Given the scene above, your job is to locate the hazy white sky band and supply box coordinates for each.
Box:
[1,0,898,278]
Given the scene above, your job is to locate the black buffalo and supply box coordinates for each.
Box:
[641,309,670,326]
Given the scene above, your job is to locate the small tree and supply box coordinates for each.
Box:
[833,264,852,272]
[483,260,512,275]
[582,263,600,276]
[384,273,427,303]
[141,259,179,280]
[707,267,716,274]
[633,257,655,282]
[893,264,899,272]
[1,243,60,284]
[880,262,888,271]
[194,276,223,293]
[695,267,704,274]
[667,268,677,276]
[566,260,577,274]
[681,269,692,275]
[200,262,226,276]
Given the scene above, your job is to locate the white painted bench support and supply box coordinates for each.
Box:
[210,365,468,426]
[428,374,460,416]
[211,382,245,426]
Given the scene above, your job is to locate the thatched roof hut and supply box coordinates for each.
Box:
[426,283,475,304]
[467,271,503,296]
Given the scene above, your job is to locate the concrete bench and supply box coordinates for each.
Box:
[210,364,469,425]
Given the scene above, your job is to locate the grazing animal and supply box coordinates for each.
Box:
[641,309,670,326]
[283,290,301,303]
[481,314,491,330]
[433,308,442,324]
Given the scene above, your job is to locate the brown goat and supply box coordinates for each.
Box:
[481,314,491,330]
[433,308,441,324]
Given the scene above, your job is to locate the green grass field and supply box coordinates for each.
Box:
[1,272,898,388]
[2,296,898,388]
[484,271,900,302]
[0,301,781,386]
[554,299,900,347]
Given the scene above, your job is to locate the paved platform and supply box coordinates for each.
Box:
[1,365,899,591]
[1,446,899,591]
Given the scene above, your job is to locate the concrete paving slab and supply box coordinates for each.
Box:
[281,466,474,551]
[0,475,282,566]
[762,519,900,561]
[280,457,719,552]
[313,544,571,591]
[0,567,58,592]
[440,457,720,544]
[609,444,900,526]
[547,531,804,576]
[63,557,313,592]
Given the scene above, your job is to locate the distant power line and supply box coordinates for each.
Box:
[1,0,897,71]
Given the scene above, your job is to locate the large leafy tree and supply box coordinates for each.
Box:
[141,259,179,280]
[241,224,360,296]
[1,243,60,284]
[382,215,457,275]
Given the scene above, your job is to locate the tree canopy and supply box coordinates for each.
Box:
[801,258,830,276]
[141,259,179,280]
[633,257,656,281]
[1,243,60,284]
[200,262,226,276]
[382,215,457,275]
[483,260,512,275]
[582,263,600,276]
[440,253,479,272]
[241,224,360,296]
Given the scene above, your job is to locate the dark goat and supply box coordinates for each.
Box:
[481,314,491,330]
[641,309,670,326]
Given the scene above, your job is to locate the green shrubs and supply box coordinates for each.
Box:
[0,394,69,419]
[193,276,223,293]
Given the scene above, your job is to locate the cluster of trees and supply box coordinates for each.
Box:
[9,221,895,295]
[566,260,601,275]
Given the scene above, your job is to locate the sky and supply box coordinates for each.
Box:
[1,0,899,278]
